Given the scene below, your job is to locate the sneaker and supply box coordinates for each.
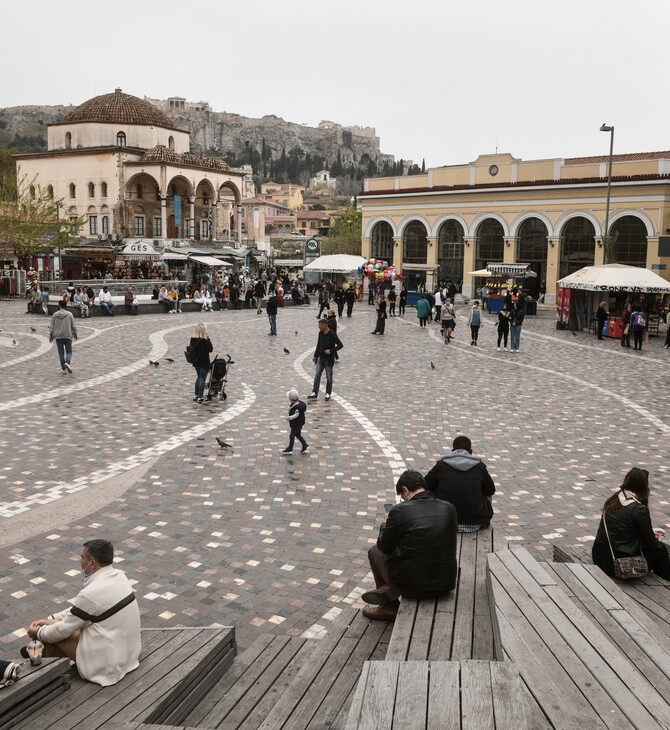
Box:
[64,362,72,373]
[300,445,310,453]
[444,339,448,345]
[325,394,331,401]
[281,448,293,455]
[497,347,501,351]
[471,341,474,346]
[193,396,198,401]
[504,347,508,352]
[197,397,205,403]
[307,393,317,399]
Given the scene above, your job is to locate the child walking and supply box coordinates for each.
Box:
[282,389,309,454]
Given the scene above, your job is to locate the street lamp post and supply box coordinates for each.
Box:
[55,201,63,282]
[600,123,615,255]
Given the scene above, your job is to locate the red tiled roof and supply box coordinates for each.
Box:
[60,89,176,129]
[564,151,670,165]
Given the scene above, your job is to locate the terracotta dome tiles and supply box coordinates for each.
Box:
[61,89,176,129]
[139,147,232,171]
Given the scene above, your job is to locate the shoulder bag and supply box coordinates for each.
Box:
[603,514,649,580]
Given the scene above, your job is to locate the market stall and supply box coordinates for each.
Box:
[556,263,670,335]
[113,240,162,280]
[303,254,367,287]
[468,263,537,313]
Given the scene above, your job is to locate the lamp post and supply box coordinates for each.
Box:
[55,201,64,282]
[600,123,614,249]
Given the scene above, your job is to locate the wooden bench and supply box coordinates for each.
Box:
[488,546,670,729]
[0,658,70,730]
[386,527,507,662]
[11,626,235,730]
[345,660,532,729]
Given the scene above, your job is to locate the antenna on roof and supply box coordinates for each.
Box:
[495,140,498,154]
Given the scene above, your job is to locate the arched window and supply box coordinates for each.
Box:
[116,131,126,147]
[100,181,108,198]
[168,136,174,151]
[517,218,548,293]
[475,219,504,272]
[46,185,54,199]
[610,216,648,267]
[371,221,394,264]
[560,217,595,279]
[69,183,76,199]
[88,182,95,198]
[437,219,465,285]
[29,185,36,198]
[136,184,143,199]
[403,221,428,291]
[101,216,110,235]
[65,131,72,149]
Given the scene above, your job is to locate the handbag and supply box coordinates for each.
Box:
[603,514,649,580]
[623,324,630,335]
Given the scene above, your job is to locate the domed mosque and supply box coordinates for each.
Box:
[15,89,250,276]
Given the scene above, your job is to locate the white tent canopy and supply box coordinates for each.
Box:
[303,254,367,274]
[557,264,670,294]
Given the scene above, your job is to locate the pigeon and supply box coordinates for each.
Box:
[295,331,298,336]
[13,340,17,346]
[149,360,159,367]
[30,327,36,333]
[216,438,232,449]
[430,362,436,370]
[165,357,174,363]
[283,347,290,354]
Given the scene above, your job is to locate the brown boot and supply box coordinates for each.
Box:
[362,602,399,621]
[361,585,399,606]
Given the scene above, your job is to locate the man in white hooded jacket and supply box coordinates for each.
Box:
[25,539,141,686]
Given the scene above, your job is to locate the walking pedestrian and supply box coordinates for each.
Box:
[398,286,407,316]
[282,389,309,455]
[497,305,510,351]
[630,305,646,351]
[440,301,455,343]
[467,300,482,346]
[327,310,340,360]
[388,286,397,316]
[345,285,356,317]
[308,319,343,401]
[596,301,608,340]
[188,323,213,403]
[49,299,78,374]
[509,302,524,353]
[317,284,330,319]
[434,288,443,322]
[372,294,387,334]
[40,286,50,316]
[416,294,430,328]
[266,290,278,336]
[255,279,265,314]
[620,303,631,348]
[334,285,345,318]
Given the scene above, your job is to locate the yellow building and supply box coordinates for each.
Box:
[359,151,670,302]
[263,184,304,211]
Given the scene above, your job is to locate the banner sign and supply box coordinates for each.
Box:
[174,195,182,228]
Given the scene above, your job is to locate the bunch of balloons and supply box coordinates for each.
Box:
[358,258,403,282]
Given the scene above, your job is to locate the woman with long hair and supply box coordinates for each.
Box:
[592,468,669,580]
[189,323,213,404]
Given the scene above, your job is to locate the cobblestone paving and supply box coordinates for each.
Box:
[0,298,668,653]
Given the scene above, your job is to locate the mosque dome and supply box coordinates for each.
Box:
[61,89,176,129]
[141,145,181,163]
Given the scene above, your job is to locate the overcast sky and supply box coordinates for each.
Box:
[5,0,669,168]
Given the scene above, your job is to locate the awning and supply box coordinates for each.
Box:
[486,263,537,277]
[162,252,190,261]
[557,263,670,293]
[401,263,439,271]
[303,254,367,273]
[189,255,233,266]
[274,258,304,267]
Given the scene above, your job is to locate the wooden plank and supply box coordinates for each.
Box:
[486,566,503,662]
[472,530,495,661]
[184,633,277,726]
[429,587,456,660]
[353,661,398,730]
[488,661,530,729]
[427,661,460,730]
[344,661,371,730]
[1,677,70,729]
[406,599,436,661]
[385,598,418,661]
[492,528,508,554]
[451,532,477,660]
[515,676,552,730]
[461,660,495,730]
[563,563,622,611]
[0,658,70,712]
[392,661,429,730]
[510,547,558,587]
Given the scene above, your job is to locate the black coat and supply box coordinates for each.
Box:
[378,491,458,595]
[313,329,343,365]
[594,502,662,556]
[425,452,495,526]
[189,336,213,369]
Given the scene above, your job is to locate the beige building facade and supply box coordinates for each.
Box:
[359,151,670,303]
[15,89,253,252]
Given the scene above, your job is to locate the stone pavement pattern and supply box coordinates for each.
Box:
[0,298,668,654]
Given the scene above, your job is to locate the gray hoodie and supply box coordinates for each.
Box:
[49,309,78,340]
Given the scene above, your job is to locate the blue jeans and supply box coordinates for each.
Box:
[194,366,208,398]
[101,301,116,315]
[288,427,308,451]
[56,338,72,369]
[312,357,333,395]
[127,302,138,315]
[268,313,276,335]
[510,325,522,351]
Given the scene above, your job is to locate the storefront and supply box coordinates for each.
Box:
[468,263,537,313]
[113,240,162,279]
[556,264,670,335]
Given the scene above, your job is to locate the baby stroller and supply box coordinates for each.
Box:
[205,354,234,402]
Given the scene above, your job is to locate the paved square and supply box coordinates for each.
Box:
[0,299,668,651]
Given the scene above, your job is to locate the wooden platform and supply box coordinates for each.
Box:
[386,528,506,662]
[345,660,532,730]
[11,627,235,730]
[488,547,670,729]
[183,607,392,729]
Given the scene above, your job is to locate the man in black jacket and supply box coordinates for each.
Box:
[362,470,458,620]
[425,435,495,531]
[308,319,343,401]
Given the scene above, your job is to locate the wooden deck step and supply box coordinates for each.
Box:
[344,660,533,729]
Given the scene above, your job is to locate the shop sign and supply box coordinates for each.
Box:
[305,238,320,265]
[652,264,667,270]
[122,241,158,255]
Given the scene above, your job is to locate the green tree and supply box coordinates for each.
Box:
[0,173,84,259]
[329,206,362,255]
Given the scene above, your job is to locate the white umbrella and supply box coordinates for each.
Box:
[303,254,367,274]
[557,264,670,293]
